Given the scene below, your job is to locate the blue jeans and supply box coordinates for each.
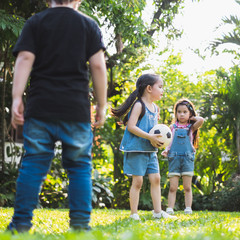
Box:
[9,118,93,232]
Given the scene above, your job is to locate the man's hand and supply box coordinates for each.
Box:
[92,105,106,127]
[11,97,24,129]
[11,51,35,129]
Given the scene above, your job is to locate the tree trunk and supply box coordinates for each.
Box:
[0,42,10,172]
[0,63,6,173]
[147,0,177,37]
[236,117,240,173]
[113,149,123,180]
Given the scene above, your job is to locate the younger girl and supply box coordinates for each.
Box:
[112,73,175,220]
[162,99,204,215]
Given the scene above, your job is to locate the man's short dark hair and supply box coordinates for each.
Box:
[53,0,76,4]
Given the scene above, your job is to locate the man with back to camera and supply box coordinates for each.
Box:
[8,0,107,232]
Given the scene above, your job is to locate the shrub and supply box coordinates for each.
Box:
[0,162,19,207]
[40,155,68,208]
[213,174,240,211]
[92,170,114,208]
[193,174,240,211]
[112,177,131,209]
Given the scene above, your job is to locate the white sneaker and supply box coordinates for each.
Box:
[184,207,192,214]
[152,210,177,219]
[166,208,174,214]
[130,213,140,220]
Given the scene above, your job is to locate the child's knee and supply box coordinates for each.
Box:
[132,178,143,189]
[152,174,161,185]
[169,185,178,193]
[183,185,191,192]
[149,173,161,185]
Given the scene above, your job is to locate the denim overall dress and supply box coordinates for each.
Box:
[120,102,158,152]
[120,102,159,176]
[168,123,195,177]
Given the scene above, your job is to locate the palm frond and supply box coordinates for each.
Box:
[222,15,240,27]
[235,0,240,6]
[211,31,240,49]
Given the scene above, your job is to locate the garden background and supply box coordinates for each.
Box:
[0,0,240,237]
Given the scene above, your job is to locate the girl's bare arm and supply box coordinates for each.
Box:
[191,116,204,132]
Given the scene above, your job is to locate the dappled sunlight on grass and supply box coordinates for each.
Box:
[0,208,240,239]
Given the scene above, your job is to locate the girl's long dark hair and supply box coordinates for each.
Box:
[174,98,200,148]
[111,74,161,125]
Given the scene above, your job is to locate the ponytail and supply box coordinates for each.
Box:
[111,73,161,125]
[111,90,138,125]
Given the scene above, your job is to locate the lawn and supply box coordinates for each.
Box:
[0,208,240,239]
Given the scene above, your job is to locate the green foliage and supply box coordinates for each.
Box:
[81,0,183,50]
[112,177,131,209]
[92,170,114,208]
[193,174,240,212]
[40,146,114,209]
[40,173,68,209]
[0,0,48,19]
[0,162,19,207]
[0,209,240,239]
[0,10,25,38]
[195,127,235,195]
[39,145,68,208]
[200,67,240,173]
[156,52,201,124]
[213,174,240,211]
[211,0,240,51]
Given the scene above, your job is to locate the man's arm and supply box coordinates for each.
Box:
[89,49,107,127]
[11,51,35,128]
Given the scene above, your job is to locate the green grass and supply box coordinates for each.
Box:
[0,208,240,239]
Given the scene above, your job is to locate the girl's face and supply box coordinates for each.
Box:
[150,79,164,101]
[176,104,191,124]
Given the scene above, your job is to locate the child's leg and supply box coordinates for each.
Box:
[148,173,161,213]
[130,175,143,214]
[8,118,55,232]
[60,121,93,230]
[168,176,179,209]
[182,175,192,208]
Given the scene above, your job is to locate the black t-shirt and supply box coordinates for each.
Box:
[13,7,105,122]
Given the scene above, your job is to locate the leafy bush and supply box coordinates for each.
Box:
[40,174,68,208]
[193,174,240,211]
[1,143,114,209]
[213,174,240,211]
[192,194,215,211]
[92,170,114,208]
[40,159,114,209]
[40,154,68,208]
[0,162,19,207]
[112,177,131,209]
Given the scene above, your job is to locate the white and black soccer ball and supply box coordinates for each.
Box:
[149,124,172,148]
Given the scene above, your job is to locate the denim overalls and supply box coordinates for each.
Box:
[168,123,195,177]
[121,102,159,176]
[120,102,158,152]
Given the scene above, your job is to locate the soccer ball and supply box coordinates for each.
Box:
[149,124,172,148]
